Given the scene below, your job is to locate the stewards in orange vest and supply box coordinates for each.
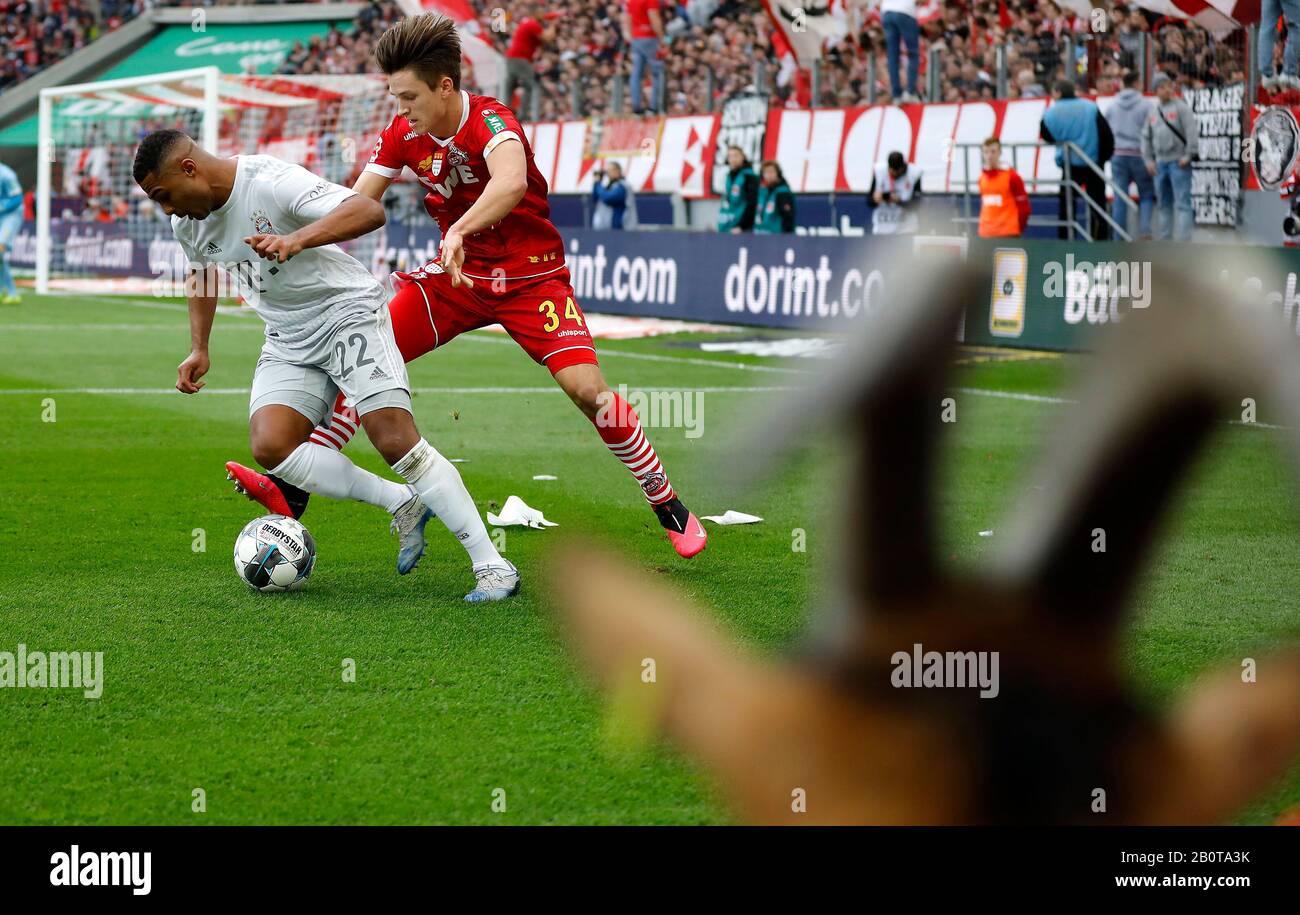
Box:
[978,138,1031,237]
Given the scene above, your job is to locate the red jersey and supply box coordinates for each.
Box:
[364,91,565,281]
[507,17,543,60]
[626,0,659,39]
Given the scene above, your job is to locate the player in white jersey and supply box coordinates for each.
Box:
[132,130,519,601]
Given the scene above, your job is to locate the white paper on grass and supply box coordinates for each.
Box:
[487,495,558,529]
[701,510,763,525]
[532,474,557,480]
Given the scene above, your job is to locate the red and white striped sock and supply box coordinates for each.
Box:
[309,391,361,452]
[593,393,676,505]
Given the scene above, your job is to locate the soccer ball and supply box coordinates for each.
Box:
[233,515,316,592]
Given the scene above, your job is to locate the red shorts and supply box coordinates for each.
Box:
[387,264,599,374]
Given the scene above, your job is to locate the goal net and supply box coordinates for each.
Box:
[35,66,396,296]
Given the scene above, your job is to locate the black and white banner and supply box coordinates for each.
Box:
[710,91,771,196]
[1191,83,1244,227]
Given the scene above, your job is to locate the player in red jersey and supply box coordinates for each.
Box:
[229,13,707,558]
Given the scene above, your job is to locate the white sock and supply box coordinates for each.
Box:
[271,442,410,513]
[392,438,503,568]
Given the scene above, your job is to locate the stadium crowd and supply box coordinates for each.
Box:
[2,0,1264,114]
[0,0,144,91]
[466,0,1253,116]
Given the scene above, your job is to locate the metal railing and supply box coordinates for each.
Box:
[954,141,1136,241]
[517,22,1257,121]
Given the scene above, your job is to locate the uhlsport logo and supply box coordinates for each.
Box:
[50,846,151,895]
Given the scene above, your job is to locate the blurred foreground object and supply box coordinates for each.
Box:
[552,250,1300,824]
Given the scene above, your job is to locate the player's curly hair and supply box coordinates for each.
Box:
[375,13,461,91]
[132,129,189,184]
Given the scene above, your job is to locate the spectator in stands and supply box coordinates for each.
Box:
[1016,68,1046,98]
[882,0,921,103]
[0,158,22,304]
[869,151,923,235]
[754,160,795,234]
[506,5,556,120]
[1258,0,1300,92]
[0,0,103,91]
[718,145,758,233]
[1142,73,1198,242]
[591,161,635,229]
[977,137,1031,237]
[1106,69,1155,239]
[1040,80,1114,240]
[625,0,667,115]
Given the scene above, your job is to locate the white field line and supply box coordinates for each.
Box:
[0,382,1289,430]
[10,299,1289,429]
[953,386,1289,429]
[21,296,810,374]
[0,385,800,396]
[0,323,265,332]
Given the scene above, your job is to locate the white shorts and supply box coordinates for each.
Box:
[249,305,410,424]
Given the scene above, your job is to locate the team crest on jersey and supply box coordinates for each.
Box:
[250,209,273,234]
[446,143,469,168]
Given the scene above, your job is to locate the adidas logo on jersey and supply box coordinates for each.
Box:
[203,242,222,255]
[369,366,388,380]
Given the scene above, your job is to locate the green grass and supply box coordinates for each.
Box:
[0,293,1297,825]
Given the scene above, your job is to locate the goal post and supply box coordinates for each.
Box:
[32,66,393,298]
[36,66,220,295]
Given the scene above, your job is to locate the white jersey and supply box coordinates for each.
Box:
[171,154,385,357]
[871,162,923,235]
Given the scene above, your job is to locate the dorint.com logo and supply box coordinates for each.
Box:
[50,846,151,896]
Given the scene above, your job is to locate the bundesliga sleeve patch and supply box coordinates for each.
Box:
[484,113,507,135]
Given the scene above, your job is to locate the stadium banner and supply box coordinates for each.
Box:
[588,116,664,194]
[98,22,352,79]
[544,231,1300,342]
[1190,83,1244,226]
[711,92,771,196]
[522,116,718,198]
[520,92,1253,202]
[524,97,1123,200]
[7,220,150,277]
[961,238,1300,351]
[0,21,357,146]
[23,217,1300,349]
[1246,103,1300,191]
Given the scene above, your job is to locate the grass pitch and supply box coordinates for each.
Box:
[1,292,1297,825]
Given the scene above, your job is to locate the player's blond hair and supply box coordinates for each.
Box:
[375,13,462,91]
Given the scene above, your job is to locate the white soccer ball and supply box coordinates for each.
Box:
[233,514,316,592]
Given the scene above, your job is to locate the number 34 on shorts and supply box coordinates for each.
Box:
[537,296,584,333]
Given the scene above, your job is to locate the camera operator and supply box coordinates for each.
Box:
[869,151,923,235]
[591,161,636,230]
